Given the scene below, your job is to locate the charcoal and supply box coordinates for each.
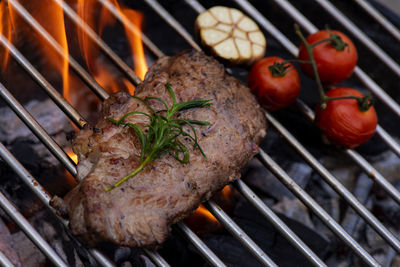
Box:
[0,218,22,266]
[272,197,314,229]
[244,158,312,201]
[232,198,330,266]
[342,173,374,236]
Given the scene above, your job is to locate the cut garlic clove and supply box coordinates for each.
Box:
[195,6,266,65]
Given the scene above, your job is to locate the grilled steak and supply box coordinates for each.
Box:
[57,50,266,247]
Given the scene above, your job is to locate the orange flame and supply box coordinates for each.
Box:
[195,205,218,223]
[75,0,147,98]
[67,149,78,164]
[0,1,15,72]
[16,0,71,102]
[117,7,147,81]
[185,185,233,234]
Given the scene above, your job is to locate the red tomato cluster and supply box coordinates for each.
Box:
[248,29,378,148]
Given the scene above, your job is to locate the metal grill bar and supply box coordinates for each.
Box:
[353,0,400,42]
[159,4,400,244]
[147,2,329,266]
[0,35,86,129]
[0,3,223,266]
[59,2,278,265]
[0,82,171,266]
[2,0,400,266]
[143,250,170,267]
[144,0,202,51]
[204,200,278,267]
[53,0,142,86]
[39,3,226,265]
[90,3,280,263]
[256,150,380,267]
[268,0,400,119]
[234,0,400,158]
[176,222,226,267]
[0,251,14,267]
[96,0,164,58]
[233,0,400,206]
[376,125,400,157]
[173,224,224,266]
[315,0,400,78]
[155,0,384,265]
[0,82,77,176]
[0,192,68,267]
[233,180,327,267]
[264,110,400,253]
[6,0,109,101]
[0,142,115,267]
[295,100,400,205]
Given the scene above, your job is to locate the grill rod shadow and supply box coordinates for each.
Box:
[0,140,115,267]
[0,191,68,267]
[204,200,278,267]
[270,0,400,119]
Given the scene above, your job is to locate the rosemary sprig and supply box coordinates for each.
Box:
[105,83,212,191]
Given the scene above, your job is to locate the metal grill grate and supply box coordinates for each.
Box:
[0,0,400,266]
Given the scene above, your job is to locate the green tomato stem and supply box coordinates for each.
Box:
[294,24,327,107]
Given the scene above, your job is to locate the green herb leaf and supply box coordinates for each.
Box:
[105,83,212,191]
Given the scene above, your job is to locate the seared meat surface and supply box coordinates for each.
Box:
[60,50,266,247]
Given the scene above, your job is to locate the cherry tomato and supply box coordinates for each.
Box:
[315,88,377,148]
[248,56,300,111]
[298,30,358,84]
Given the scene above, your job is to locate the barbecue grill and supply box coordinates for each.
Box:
[1,0,400,266]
